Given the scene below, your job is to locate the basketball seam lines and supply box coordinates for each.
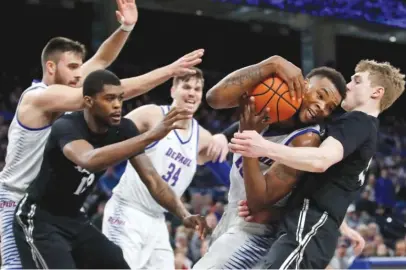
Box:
[259,80,285,117]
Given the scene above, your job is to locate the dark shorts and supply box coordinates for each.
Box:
[13,195,129,269]
[263,199,340,269]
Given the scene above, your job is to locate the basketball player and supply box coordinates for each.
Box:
[12,69,209,269]
[193,63,348,269]
[229,60,405,268]
[102,68,229,269]
[0,2,204,268]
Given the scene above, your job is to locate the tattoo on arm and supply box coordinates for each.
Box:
[223,67,263,89]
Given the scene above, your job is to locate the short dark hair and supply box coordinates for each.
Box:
[83,70,121,97]
[172,67,204,86]
[41,37,86,67]
[306,67,347,100]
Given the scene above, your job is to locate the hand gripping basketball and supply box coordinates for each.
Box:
[250,76,302,124]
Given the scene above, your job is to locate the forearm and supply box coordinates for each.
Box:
[339,220,350,235]
[85,132,154,172]
[206,56,278,109]
[81,28,131,78]
[243,158,269,213]
[265,142,328,172]
[151,182,190,220]
[121,65,173,100]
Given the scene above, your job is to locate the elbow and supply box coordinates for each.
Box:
[312,160,329,173]
[206,89,222,109]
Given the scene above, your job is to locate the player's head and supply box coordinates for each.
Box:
[298,67,347,123]
[343,60,405,113]
[83,70,124,127]
[170,68,204,114]
[41,37,86,87]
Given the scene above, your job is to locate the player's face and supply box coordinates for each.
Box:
[171,78,203,113]
[298,77,342,123]
[91,85,124,126]
[342,71,375,111]
[54,51,83,87]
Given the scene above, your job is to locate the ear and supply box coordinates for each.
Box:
[83,96,93,108]
[371,86,384,100]
[45,61,56,75]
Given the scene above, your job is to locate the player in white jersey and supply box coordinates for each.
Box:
[102,68,229,269]
[0,1,205,268]
[193,58,349,268]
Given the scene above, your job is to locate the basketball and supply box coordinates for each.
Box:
[249,76,302,124]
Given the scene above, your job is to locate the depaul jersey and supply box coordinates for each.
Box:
[112,105,200,216]
[228,124,321,206]
[0,81,50,198]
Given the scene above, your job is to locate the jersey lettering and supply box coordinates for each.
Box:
[358,158,372,186]
[73,166,95,195]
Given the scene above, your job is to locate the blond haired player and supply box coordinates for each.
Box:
[230,60,405,268]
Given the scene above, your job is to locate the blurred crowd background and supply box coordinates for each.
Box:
[1,0,406,269]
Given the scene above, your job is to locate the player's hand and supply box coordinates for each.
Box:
[206,134,229,163]
[271,56,306,101]
[238,200,275,224]
[344,227,365,256]
[239,95,269,133]
[182,215,209,240]
[148,107,192,141]
[116,0,138,26]
[167,49,205,77]
[229,130,270,158]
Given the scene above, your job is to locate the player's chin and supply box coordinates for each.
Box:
[108,116,121,126]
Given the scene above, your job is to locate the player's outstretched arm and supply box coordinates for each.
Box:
[206,55,305,109]
[121,49,204,100]
[80,0,138,79]
[196,126,229,164]
[129,154,209,239]
[62,107,192,172]
[230,112,373,173]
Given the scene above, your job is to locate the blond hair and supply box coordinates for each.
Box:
[172,67,204,86]
[355,60,405,111]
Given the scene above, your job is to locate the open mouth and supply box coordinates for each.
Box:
[110,112,121,121]
[308,108,316,120]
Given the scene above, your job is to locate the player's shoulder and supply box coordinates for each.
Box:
[332,111,379,133]
[289,124,322,147]
[125,104,165,121]
[52,111,84,129]
[18,82,48,107]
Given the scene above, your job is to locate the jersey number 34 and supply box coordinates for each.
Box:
[162,163,181,186]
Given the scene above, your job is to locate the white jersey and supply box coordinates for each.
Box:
[228,124,321,206]
[112,105,200,216]
[0,82,51,196]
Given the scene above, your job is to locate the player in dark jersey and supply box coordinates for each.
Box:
[12,69,209,269]
[229,60,405,269]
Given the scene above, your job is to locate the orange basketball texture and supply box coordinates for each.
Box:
[249,76,302,123]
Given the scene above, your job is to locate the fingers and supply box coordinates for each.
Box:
[182,58,203,69]
[287,80,296,101]
[183,49,205,59]
[115,11,124,23]
[298,75,306,100]
[219,147,228,162]
[244,216,254,222]
[238,200,248,206]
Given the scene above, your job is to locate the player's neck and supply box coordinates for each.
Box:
[348,104,380,118]
[41,74,54,86]
[84,110,108,134]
